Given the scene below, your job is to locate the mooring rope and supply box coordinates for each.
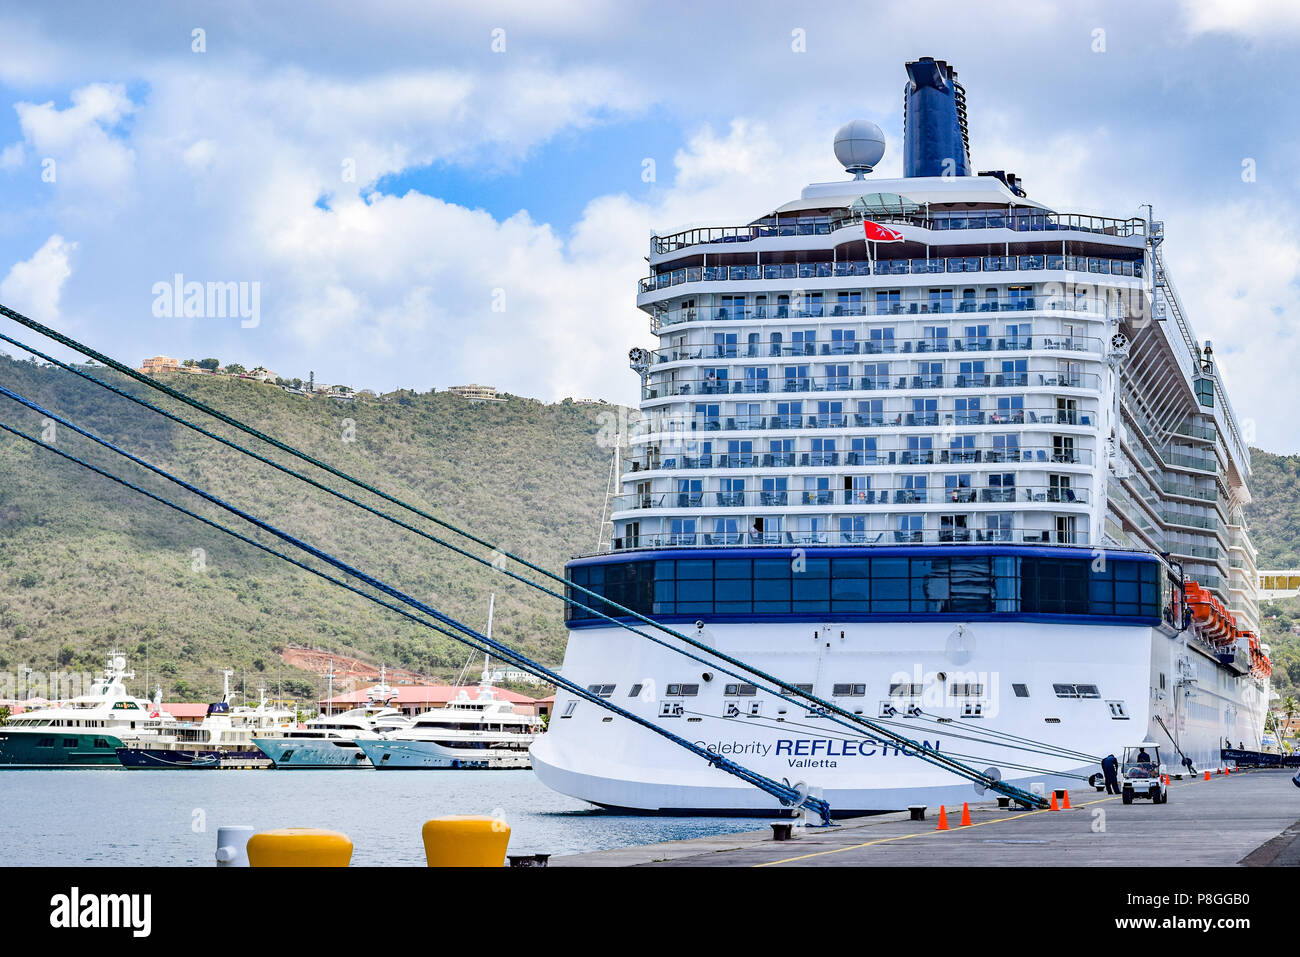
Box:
[0,304,1050,807]
[0,405,829,819]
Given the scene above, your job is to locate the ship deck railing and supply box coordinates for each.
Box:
[612,484,1089,512]
[626,446,1095,471]
[592,528,1093,555]
[649,292,1134,328]
[643,371,1100,401]
[642,255,1143,295]
[645,334,1102,365]
[651,212,1146,254]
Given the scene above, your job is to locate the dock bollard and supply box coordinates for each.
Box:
[246,828,353,867]
[215,825,255,867]
[770,822,794,841]
[996,797,1011,809]
[422,815,510,867]
[907,805,926,821]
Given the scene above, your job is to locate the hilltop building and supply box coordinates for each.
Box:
[138,356,181,375]
[447,384,503,402]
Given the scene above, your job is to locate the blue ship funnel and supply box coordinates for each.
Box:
[903,57,970,178]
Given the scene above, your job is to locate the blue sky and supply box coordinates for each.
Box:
[0,0,1298,451]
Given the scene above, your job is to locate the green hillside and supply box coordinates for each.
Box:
[0,355,617,701]
[2,357,1298,706]
[1243,449,1300,697]
[1260,597,1300,699]
[1244,448,1300,568]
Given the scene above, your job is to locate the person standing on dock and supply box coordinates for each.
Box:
[1101,753,1120,795]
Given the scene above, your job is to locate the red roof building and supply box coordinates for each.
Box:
[162,702,212,724]
[319,684,545,718]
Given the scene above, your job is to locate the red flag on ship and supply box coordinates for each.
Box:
[863,220,903,243]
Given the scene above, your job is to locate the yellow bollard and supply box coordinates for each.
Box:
[421,815,510,867]
[246,828,353,867]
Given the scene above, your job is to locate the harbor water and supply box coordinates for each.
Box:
[0,769,757,866]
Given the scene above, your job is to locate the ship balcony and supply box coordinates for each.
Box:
[612,485,1089,512]
[1156,480,1217,503]
[624,445,1095,472]
[610,527,1092,550]
[643,370,1100,401]
[649,211,1146,255]
[645,334,1102,365]
[641,255,1142,297]
[665,408,1094,432]
[649,291,1126,327]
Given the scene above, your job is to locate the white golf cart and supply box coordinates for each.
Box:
[1119,742,1167,805]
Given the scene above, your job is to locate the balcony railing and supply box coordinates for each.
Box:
[650,212,1145,253]
[613,485,1089,512]
[639,408,1093,435]
[1161,508,1219,531]
[1167,542,1220,561]
[1158,480,1217,503]
[652,293,1130,329]
[627,445,1095,471]
[612,527,1093,550]
[647,334,1101,365]
[641,255,1142,294]
[646,371,1099,401]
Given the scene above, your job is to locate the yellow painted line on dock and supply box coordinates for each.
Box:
[755,793,1120,867]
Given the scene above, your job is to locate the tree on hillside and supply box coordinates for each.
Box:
[197,358,220,371]
[183,359,197,367]
[224,363,247,375]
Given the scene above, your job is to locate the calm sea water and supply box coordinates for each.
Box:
[0,769,757,866]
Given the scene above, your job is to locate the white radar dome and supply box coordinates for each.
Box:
[833,119,886,177]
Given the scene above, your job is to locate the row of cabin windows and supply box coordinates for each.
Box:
[576,681,1112,704]
[563,691,1127,720]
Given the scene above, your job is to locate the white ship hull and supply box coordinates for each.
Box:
[356,738,531,769]
[253,738,372,768]
[531,617,1268,815]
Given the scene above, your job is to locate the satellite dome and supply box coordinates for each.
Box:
[833,119,886,178]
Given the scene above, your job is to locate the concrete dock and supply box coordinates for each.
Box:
[554,769,1300,867]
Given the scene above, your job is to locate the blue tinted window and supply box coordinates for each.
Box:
[565,554,1161,623]
[754,559,791,579]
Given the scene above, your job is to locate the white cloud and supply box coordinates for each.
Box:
[0,3,1298,453]
[0,234,77,321]
[13,83,135,193]
[0,142,22,169]
[1179,0,1300,38]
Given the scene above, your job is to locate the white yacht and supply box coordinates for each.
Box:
[357,661,541,770]
[530,57,1269,816]
[252,668,411,768]
[0,653,177,767]
[116,674,297,769]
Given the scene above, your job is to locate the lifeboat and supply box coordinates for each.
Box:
[1184,581,1234,646]
[1245,631,1272,680]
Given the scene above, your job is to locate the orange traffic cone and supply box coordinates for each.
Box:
[1225,766,1231,776]
[1049,790,1059,811]
[936,805,949,831]
[1204,770,1211,781]
[960,802,972,827]
[1062,790,1072,809]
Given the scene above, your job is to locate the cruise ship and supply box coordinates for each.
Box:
[529,57,1270,815]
